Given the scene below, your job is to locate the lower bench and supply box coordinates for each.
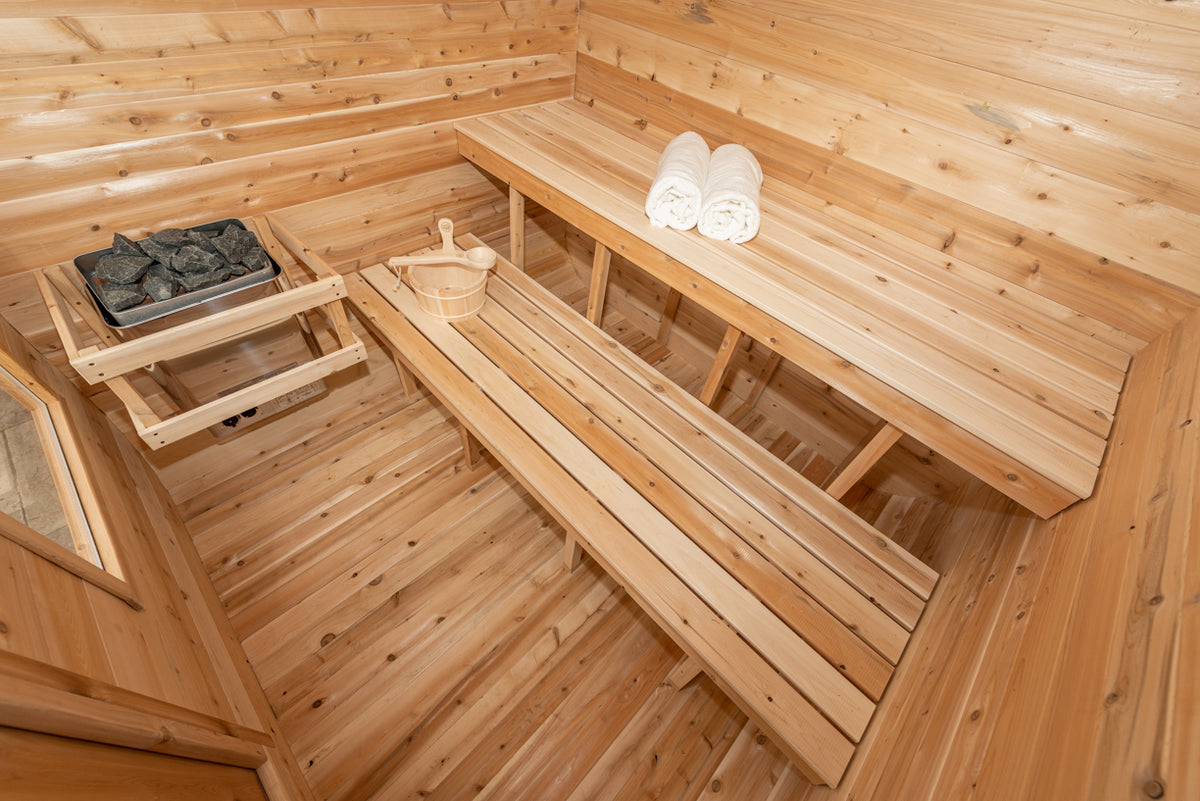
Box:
[345,241,937,787]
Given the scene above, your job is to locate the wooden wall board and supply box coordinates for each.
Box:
[0,3,573,68]
[0,0,576,278]
[575,1,1200,320]
[582,5,1200,216]
[0,727,269,801]
[573,55,1197,345]
[0,63,573,202]
[0,31,573,116]
[740,0,1200,126]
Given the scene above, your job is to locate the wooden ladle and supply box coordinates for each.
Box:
[387,218,497,273]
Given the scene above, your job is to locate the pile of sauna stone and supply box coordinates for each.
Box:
[93,224,271,311]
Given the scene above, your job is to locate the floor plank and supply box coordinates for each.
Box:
[147,257,1019,801]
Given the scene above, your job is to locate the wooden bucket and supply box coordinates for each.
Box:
[407,262,489,321]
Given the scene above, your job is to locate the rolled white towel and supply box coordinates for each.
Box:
[698,144,763,244]
[644,131,710,230]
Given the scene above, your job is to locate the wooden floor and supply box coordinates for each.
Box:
[143,264,980,801]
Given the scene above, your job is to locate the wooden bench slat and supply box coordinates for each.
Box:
[381,276,876,741]
[458,112,1107,496]
[484,257,937,604]
[536,101,1132,385]
[484,273,929,631]
[475,278,908,682]
[466,301,898,695]
[478,110,1117,464]
[459,125,1079,515]
[347,268,862,785]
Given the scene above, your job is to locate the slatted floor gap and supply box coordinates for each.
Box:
[152,251,953,801]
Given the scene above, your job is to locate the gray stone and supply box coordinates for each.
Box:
[111,232,145,257]
[186,229,222,254]
[171,244,224,273]
[99,282,146,311]
[143,263,180,301]
[95,253,152,284]
[177,266,233,292]
[212,224,257,264]
[139,236,178,265]
[241,246,270,273]
[148,227,190,247]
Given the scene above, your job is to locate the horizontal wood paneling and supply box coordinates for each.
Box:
[0,727,268,801]
[576,0,1200,332]
[0,3,572,67]
[0,1,575,277]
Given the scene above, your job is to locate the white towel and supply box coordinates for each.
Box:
[698,144,763,244]
[644,131,710,230]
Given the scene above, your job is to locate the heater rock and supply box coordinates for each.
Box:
[111,232,145,257]
[95,253,152,284]
[99,282,147,311]
[143,263,180,301]
[212,224,257,264]
[149,227,191,247]
[241,246,270,273]
[171,244,224,274]
[186,229,222,254]
[177,265,233,291]
[139,236,179,265]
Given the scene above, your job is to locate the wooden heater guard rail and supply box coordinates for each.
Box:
[37,215,367,450]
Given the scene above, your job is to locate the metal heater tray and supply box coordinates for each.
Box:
[73,218,281,329]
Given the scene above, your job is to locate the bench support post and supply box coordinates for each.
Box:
[585,244,612,327]
[824,420,904,500]
[665,654,704,690]
[729,349,783,424]
[700,324,743,408]
[392,357,420,397]
[459,423,485,470]
[562,534,584,572]
[655,288,682,347]
[508,186,525,271]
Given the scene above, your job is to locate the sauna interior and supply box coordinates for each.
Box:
[0,1,1197,799]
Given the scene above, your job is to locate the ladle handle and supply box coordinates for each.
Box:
[437,217,455,255]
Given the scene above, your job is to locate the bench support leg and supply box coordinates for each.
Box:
[392,355,420,398]
[655,288,682,347]
[459,423,485,470]
[824,420,904,500]
[665,654,704,690]
[563,534,584,572]
[729,349,784,424]
[700,324,743,408]
[509,186,525,271]
[585,243,612,327]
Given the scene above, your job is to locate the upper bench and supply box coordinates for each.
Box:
[455,100,1134,517]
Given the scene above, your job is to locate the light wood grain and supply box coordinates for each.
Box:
[456,100,1133,514]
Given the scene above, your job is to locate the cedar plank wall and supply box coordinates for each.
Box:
[0,0,576,277]
[0,311,298,797]
[575,0,1200,341]
[574,2,1200,799]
